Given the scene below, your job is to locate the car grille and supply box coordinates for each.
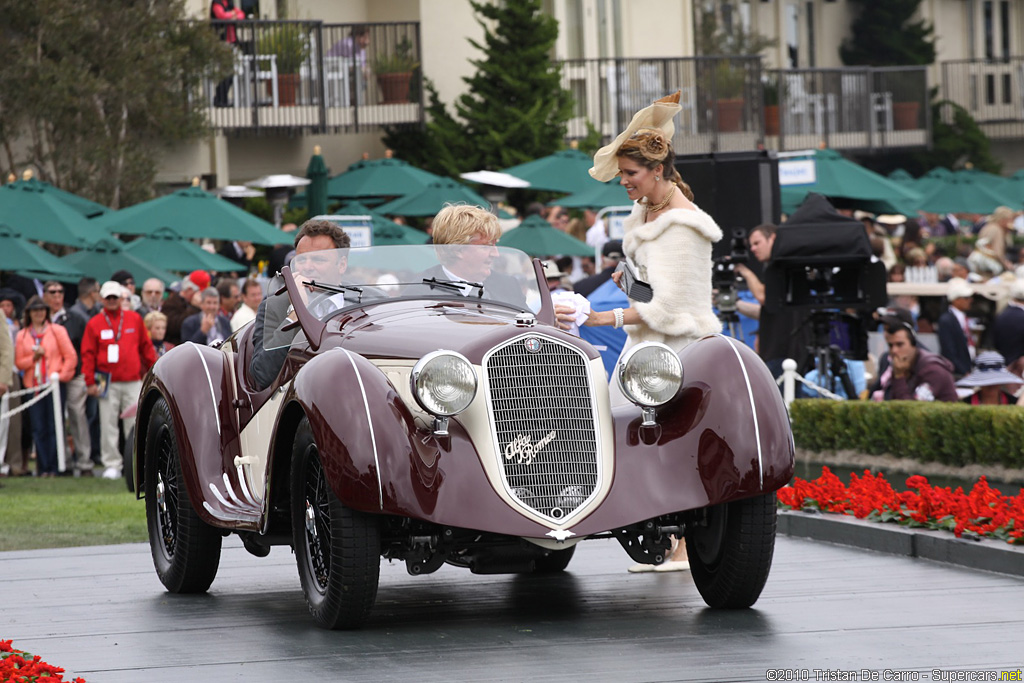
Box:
[484,335,599,523]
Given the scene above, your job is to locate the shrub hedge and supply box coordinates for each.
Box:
[789,399,1024,469]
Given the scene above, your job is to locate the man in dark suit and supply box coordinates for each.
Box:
[936,277,974,378]
[993,279,1024,376]
[181,287,233,346]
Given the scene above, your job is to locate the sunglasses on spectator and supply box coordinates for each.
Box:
[46,288,63,294]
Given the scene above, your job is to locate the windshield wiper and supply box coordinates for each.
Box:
[421,277,484,297]
[303,279,364,301]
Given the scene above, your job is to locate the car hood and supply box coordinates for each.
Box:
[322,298,596,364]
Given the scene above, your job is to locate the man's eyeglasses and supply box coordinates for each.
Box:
[46,289,63,294]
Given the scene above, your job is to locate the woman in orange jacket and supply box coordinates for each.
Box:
[15,297,77,477]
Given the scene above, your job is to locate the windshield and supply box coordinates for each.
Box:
[261,244,544,351]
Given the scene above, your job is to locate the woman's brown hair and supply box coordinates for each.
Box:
[615,129,694,202]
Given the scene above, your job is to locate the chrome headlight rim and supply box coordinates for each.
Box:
[616,341,683,408]
[410,350,478,417]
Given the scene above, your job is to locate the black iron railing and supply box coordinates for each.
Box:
[940,58,1024,138]
[203,20,423,134]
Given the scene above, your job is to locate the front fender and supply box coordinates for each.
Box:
[135,343,246,527]
[572,334,794,534]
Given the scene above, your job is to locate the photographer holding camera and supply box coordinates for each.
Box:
[732,224,810,380]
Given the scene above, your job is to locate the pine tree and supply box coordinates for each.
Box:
[383,0,572,175]
[840,0,935,66]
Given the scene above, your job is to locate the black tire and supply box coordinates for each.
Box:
[685,492,777,609]
[144,398,222,593]
[123,425,135,493]
[291,416,380,629]
[534,546,576,573]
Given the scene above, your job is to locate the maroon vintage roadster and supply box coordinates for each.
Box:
[134,245,794,629]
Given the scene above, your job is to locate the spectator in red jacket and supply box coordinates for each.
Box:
[210,0,245,106]
[82,281,157,480]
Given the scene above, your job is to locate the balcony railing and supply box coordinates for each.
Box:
[203,20,422,134]
[559,57,929,154]
[765,66,930,152]
[940,58,1024,139]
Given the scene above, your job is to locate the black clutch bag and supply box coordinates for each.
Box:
[615,260,654,303]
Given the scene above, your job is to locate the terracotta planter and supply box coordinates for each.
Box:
[275,73,300,107]
[893,101,920,130]
[765,104,780,136]
[377,72,412,104]
[716,98,744,133]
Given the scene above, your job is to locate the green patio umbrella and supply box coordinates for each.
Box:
[886,169,917,187]
[1,176,110,219]
[913,167,954,197]
[94,185,292,245]
[326,157,445,200]
[123,227,252,273]
[305,146,329,217]
[502,149,597,194]
[335,201,429,245]
[779,149,922,215]
[0,224,84,280]
[917,174,1021,214]
[0,180,111,247]
[55,237,176,285]
[373,179,490,217]
[553,180,631,209]
[498,214,594,257]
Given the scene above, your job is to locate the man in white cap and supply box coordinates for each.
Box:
[936,277,975,378]
[81,281,158,479]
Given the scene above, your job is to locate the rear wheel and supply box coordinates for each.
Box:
[685,492,777,609]
[144,398,222,593]
[291,416,380,629]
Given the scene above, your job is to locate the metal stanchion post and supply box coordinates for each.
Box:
[782,359,797,407]
[51,373,65,473]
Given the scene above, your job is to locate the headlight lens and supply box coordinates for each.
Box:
[411,351,477,416]
[617,342,682,407]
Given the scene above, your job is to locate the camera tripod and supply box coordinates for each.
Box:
[718,309,745,344]
[805,312,857,399]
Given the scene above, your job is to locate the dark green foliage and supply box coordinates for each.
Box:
[840,0,936,67]
[790,400,1024,468]
[382,0,572,175]
[0,0,232,209]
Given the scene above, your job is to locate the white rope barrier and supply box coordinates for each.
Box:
[0,373,65,475]
[776,358,846,406]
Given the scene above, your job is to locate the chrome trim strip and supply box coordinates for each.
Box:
[720,335,763,488]
[202,500,257,523]
[341,349,384,510]
[189,343,221,437]
[236,465,262,507]
[222,472,246,507]
[208,481,243,511]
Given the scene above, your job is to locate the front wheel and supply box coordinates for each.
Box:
[534,546,576,573]
[144,398,222,593]
[685,492,777,609]
[291,416,380,629]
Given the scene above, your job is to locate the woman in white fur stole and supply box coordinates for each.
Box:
[581,91,723,573]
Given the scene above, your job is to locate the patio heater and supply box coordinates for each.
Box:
[245,174,311,229]
[213,184,264,210]
[460,170,530,215]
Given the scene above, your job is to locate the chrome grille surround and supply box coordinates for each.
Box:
[483,334,601,525]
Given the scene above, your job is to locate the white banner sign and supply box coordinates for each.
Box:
[778,159,817,186]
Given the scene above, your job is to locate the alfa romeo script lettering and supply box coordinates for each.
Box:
[504,431,557,465]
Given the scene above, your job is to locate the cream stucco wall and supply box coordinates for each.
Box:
[613,0,693,59]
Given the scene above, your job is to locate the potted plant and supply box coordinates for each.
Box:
[763,76,780,136]
[713,60,747,133]
[372,38,419,104]
[257,24,309,106]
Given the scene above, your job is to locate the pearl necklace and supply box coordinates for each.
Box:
[644,185,675,218]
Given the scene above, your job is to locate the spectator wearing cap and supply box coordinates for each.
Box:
[992,278,1024,376]
[957,351,1022,405]
[936,277,975,378]
[15,296,77,477]
[82,280,157,480]
[111,270,140,311]
[574,239,624,298]
[162,270,210,345]
[181,287,232,346]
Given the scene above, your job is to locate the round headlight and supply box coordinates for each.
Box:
[411,351,477,416]
[617,342,682,407]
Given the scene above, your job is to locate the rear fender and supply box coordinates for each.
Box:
[134,343,249,528]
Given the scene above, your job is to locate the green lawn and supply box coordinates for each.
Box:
[0,476,147,551]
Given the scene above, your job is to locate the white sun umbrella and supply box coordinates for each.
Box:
[460,170,531,189]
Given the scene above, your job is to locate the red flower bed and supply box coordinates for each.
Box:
[778,467,1024,545]
[1,640,85,682]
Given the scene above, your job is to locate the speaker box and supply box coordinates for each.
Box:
[674,150,781,259]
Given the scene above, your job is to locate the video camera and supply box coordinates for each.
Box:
[712,228,749,315]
